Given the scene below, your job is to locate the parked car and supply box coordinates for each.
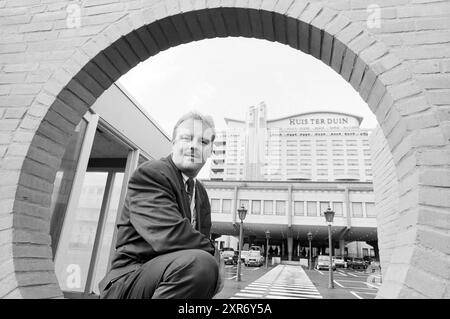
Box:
[350,257,367,270]
[363,256,372,265]
[240,250,250,263]
[344,257,353,268]
[233,251,239,264]
[240,245,262,263]
[221,248,237,265]
[245,248,264,267]
[332,256,347,268]
[316,255,336,271]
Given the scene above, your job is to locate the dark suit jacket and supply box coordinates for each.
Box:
[99,155,216,292]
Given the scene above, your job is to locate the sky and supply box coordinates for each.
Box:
[117,37,378,178]
[118,37,377,134]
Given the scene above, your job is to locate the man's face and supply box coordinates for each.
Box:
[172,118,214,177]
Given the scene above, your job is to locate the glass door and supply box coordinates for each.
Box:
[53,118,142,298]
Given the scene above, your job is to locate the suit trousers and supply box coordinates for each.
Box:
[100,249,219,299]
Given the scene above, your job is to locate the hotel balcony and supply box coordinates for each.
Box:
[334,172,360,181]
[212,159,225,165]
[286,171,312,181]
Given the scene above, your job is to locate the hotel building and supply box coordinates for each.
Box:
[210,102,373,182]
[206,102,377,261]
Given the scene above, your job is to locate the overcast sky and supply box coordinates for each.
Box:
[118,37,377,134]
[117,37,378,178]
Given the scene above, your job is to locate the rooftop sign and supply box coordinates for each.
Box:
[268,112,361,130]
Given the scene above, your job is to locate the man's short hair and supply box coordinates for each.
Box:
[172,111,216,143]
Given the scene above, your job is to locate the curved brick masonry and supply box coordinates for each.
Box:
[0,0,449,298]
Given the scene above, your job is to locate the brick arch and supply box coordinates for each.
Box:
[1,0,449,299]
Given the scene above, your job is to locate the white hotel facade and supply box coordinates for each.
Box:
[210,102,373,182]
[205,103,378,261]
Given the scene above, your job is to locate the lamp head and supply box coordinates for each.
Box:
[324,207,335,224]
[237,205,247,221]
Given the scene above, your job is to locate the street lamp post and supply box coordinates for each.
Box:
[324,207,335,289]
[236,205,247,282]
[307,232,313,270]
[265,230,270,268]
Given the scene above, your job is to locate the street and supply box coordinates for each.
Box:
[214,263,381,299]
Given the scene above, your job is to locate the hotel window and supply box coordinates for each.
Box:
[275,201,286,216]
[222,199,232,214]
[307,201,317,216]
[300,162,311,167]
[320,201,330,215]
[317,169,328,176]
[334,169,345,175]
[251,200,261,215]
[300,151,311,156]
[363,149,371,156]
[366,169,372,176]
[239,200,249,210]
[332,202,343,216]
[317,160,328,166]
[366,202,376,217]
[211,199,220,213]
[294,201,304,216]
[348,160,359,166]
[352,202,363,217]
[263,200,273,215]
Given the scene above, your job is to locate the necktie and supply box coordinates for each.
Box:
[186,178,196,228]
[186,177,194,205]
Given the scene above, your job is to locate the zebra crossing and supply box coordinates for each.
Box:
[230,265,323,299]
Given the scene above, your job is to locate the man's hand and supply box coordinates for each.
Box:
[213,247,225,297]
